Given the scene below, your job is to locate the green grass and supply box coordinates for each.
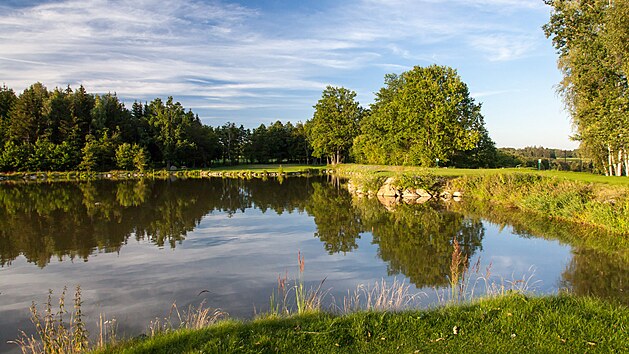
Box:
[334,163,629,186]
[206,164,325,173]
[336,164,629,236]
[96,294,627,353]
[0,164,326,182]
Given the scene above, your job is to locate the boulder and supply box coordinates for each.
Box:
[377,194,399,211]
[377,184,399,197]
[415,188,432,198]
[377,177,400,197]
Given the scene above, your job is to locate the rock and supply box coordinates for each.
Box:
[416,195,432,204]
[169,165,178,171]
[377,177,400,197]
[377,184,399,197]
[401,188,417,198]
[377,194,399,211]
[453,191,463,198]
[402,195,419,204]
[415,188,432,198]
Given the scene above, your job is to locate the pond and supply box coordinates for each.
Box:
[0,177,625,353]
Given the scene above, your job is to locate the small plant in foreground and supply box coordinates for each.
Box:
[148,300,226,337]
[11,286,90,354]
[341,278,422,313]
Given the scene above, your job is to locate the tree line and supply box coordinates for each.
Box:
[544,0,629,176]
[0,83,312,172]
[0,65,498,173]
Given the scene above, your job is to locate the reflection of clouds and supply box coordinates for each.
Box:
[472,223,572,294]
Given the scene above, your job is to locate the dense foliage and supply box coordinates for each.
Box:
[351,65,496,167]
[0,83,311,172]
[307,86,362,165]
[544,0,629,175]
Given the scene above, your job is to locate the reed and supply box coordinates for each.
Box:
[148,300,226,336]
[341,278,422,313]
[11,286,90,354]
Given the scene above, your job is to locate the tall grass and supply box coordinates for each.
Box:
[341,278,422,313]
[11,286,89,354]
[450,173,629,234]
[147,301,226,336]
[12,286,225,353]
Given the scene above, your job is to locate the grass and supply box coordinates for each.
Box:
[205,164,325,173]
[336,163,629,236]
[334,163,629,186]
[0,164,326,182]
[97,294,628,353]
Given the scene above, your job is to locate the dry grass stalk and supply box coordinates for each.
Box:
[10,286,91,354]
[148,300,226,336]
[342,278,421,313]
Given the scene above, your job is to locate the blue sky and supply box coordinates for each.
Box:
[0,0,577,149]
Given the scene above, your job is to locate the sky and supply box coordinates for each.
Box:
[0,0,578,149]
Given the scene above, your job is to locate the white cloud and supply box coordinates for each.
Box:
[0,0,556,129]
[469,34,538,61]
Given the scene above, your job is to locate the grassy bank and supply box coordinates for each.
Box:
[334,164,629,237]
[334,163,629,185]
[97,294,627,353]
[0,164,326,182]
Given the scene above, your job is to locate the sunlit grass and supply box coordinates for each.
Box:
[98,295,628,353]
[334,163,629,185]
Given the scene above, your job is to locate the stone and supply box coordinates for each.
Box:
[415,188,432,198]
[377,184,399,197]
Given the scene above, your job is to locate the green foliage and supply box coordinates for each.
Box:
[307,86,362,164]
[0,83,316,173]
[451,172,629,234]
[79,132,118,172]
[116,143,147,171]
[544,0,629,175]
[353,65,493,167]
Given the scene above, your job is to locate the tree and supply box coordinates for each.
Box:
[0,85,17,146]
[147,97,195,168]
[544,0,629,175]
[307,86,362,165]
[353,65,489,166]
[116,143,147,171]
[8,82,49,144]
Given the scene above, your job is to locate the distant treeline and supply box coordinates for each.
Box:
[0,83,313,172]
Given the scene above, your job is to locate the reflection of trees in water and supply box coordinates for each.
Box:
[0,178,317,267]
[304,182,485,288]
[560,248,628,305]
[356,198,484,288]
[304,183,363,254]
[452,199,628,305]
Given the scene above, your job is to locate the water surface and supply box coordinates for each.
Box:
[0,177,625,353]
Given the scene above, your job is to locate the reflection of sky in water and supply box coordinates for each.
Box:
[0,206,572,353]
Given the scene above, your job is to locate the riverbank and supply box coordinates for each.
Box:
[333,164,629,239]
[0,164,327,182]
[96,294,626,353]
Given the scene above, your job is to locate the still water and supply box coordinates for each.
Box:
[0,177,625,352]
